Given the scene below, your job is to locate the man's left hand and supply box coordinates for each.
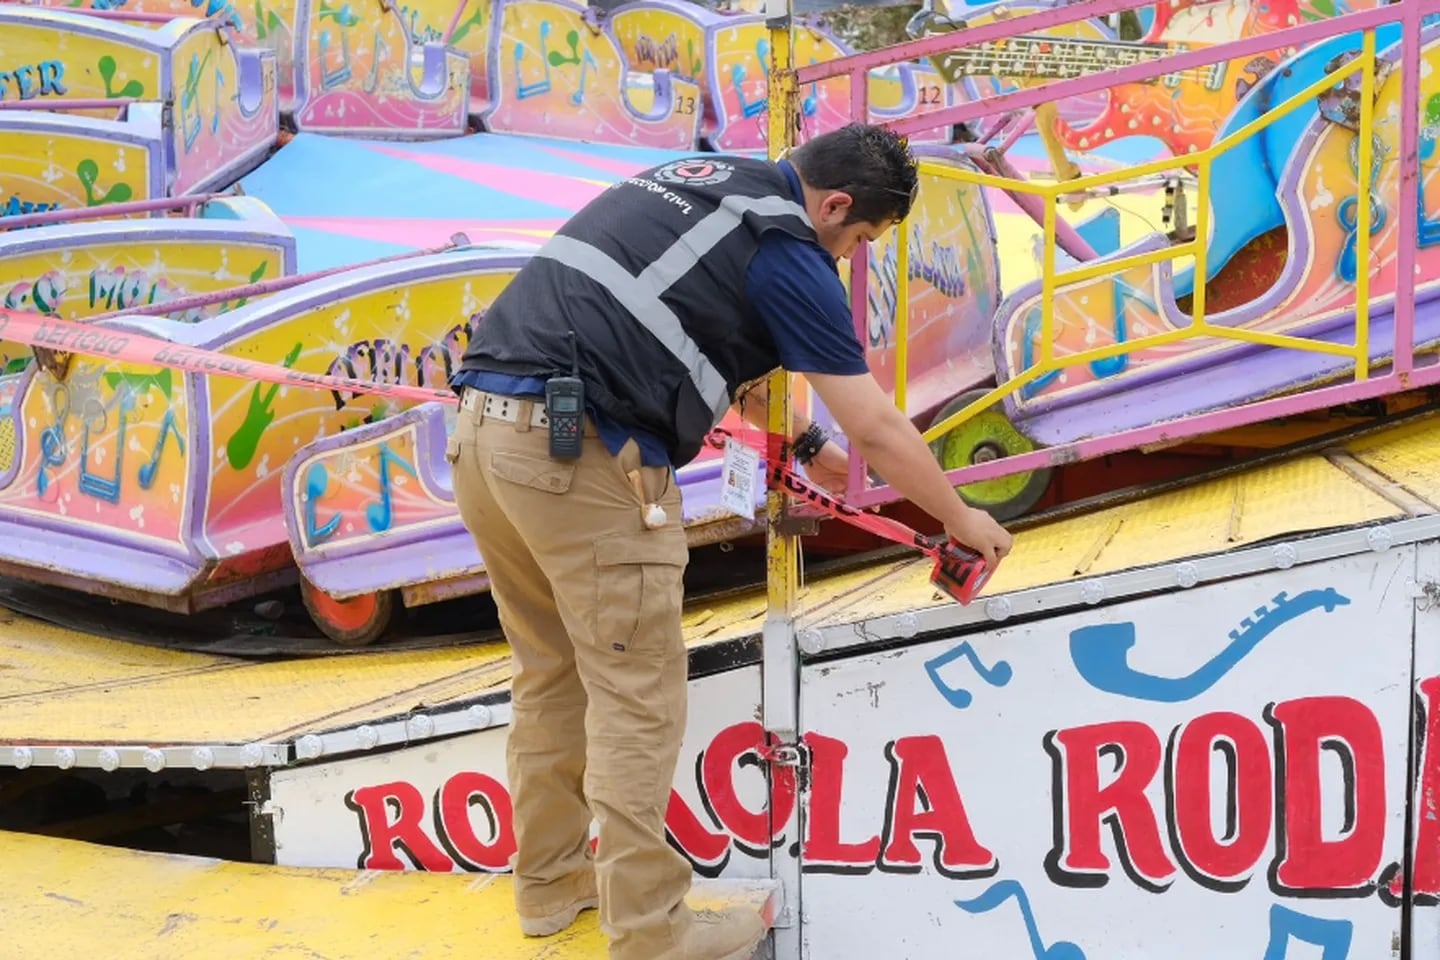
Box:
[804,442,851,494]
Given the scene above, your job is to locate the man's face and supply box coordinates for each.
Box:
[807,190,894,260]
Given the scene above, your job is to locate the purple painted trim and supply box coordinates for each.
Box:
[882,4,1405,137]
[699,11,764,151]
[0,99,138,111]
[0,218,293,266]
[305,526,483,599]
[0,516,199,593]
[186,368,215,558]
[0,364,37,495]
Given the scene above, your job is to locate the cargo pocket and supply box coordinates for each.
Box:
[444,433,462,465]
[490,448,575,495]
[592,529,689,656]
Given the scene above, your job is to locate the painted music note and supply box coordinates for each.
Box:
[36,384,70,500]
[924,640,1013,709]
[571,50,597,106]
[515,22,554,100]
[1070,588,1350,703]
[137,410,185,491]
[730,64,765,119]
[365,442,417,533]
[180,53,206,151]
[78,388,134,505]
[319,28,354,89]
[1260,904,1352,960]
[363,27,390,95]
[210,68,225,134]
[549,27,582,67]
[955,880,1086,960]
[305,462,341,542]
[97,54,145,99]
[1018,277,1150,399]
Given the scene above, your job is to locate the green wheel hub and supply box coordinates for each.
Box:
[927,389,1053,521]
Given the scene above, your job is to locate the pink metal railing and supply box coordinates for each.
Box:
[792,0,1436,510]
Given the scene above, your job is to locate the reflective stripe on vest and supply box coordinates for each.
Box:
[534,193,812,426]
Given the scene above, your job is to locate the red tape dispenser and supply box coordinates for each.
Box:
[928,538,991,605]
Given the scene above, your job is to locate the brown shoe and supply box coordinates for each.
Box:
[679,905,766,960]
[519,894,599,937]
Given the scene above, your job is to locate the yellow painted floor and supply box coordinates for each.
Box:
[0,829,777,959]
[0,411,1436,750]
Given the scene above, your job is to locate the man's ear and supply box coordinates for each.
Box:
[819,191,854,223]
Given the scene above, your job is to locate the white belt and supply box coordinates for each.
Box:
[461,388,551,427]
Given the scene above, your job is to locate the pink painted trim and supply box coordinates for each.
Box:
[882,4,1402,137]
[1393,1,1426,374]
[848,363,1440,508]
[1,194,225,230]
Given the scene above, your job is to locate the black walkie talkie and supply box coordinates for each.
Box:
[546,331,585,460]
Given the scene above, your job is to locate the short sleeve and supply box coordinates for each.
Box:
[745,231,871,376]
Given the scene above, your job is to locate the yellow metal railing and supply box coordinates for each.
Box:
[912,29,1379,445]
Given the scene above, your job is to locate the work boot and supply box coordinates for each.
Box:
[675,905,767,960]
[518,871,599,937]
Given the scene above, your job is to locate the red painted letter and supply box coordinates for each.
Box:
[803,732,880,874]
[1268,696,1386,894]
[1388,676,1440,903]
[700,722,796,857]
[666,789,732,877]
[879,735,997,878]
[434,773,516,871]
[346,781,456,872]
[1044,721,1175,891]
[1167,712,1273,890]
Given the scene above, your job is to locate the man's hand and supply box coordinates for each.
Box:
[804,441,850,494]
[804,371,1017,570]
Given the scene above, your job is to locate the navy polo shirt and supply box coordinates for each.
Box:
[452,159,870,467]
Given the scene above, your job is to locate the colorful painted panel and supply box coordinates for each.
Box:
[862,148,1001,419]
[0,200,297,376]
[608,0,717,136]
[993,27,1440,446]
[482,0,703,150]
[0,110,165,220]
[291,0,470,136]
[389,0,495,113]
[0,8,161,112]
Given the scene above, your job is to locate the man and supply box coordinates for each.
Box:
[446,123,1013,960]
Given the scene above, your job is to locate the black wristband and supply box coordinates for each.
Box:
[793,422,829,465]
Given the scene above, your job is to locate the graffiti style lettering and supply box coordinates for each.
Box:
[345,781,458,872]
[137,409,184,490]
[89,267,205,323]
[1264,697,1385,896]
[924,640,1013,710]
[1166,712,1273,891]
[664,785,733,876]
[365,442,417,533]
[4,272,66,315]
[1070,589,1350,703]
[1046,697,1387,897]
[879,735,997,878]
[954,879,1087,960]
[327,324,478,412]
[432,772,516,872]
[1261,904,1353,959]
[399,4,445,44]
[634,34,681,73]
[1,195,62,220]
[1044,721,1177,891]
[867,225,972,349]
[802,733,881,874]
[0,61,68,101]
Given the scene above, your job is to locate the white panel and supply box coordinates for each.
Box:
[1410,542,1440,958]
[798,551,1415,959]
[268,665,775,879]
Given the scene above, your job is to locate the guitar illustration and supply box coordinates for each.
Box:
[908,0,1302,157]
[1069,587,1350,702]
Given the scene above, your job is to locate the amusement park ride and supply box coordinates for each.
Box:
[1,0,1440,953]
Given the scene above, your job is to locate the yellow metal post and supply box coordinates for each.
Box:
[895,221,911,414]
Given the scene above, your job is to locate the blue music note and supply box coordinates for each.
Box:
[138,409,185,490]
[730,63,765,119]
[1261,904,1352,960]
[78,388,134,504]
[955,880,1086,960]
[1070,588,1350,703]
[363,27,389,95]
[515,22,554,100]
[571,50,597,105]
[319,29,354,89]
[210,68,224,133]
[924,641,1012,709]
[1019,278,1151,398]
[1335,133,1387,285]
[36,384,70,499]
[305,462,341,542]
[365,442,417,533]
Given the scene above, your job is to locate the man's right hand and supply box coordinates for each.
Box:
[945,504,1013,567]
[804,371,1018,571]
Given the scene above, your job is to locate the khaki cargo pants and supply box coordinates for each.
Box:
[447,388,695,959]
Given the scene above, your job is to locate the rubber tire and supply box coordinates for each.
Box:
[926,388,1053,522]
[299,578,398,648]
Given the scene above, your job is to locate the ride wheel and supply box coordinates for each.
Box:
[926,388,1053,522]
[299,578,399,648]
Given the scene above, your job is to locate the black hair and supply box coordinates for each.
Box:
[787,123,919,225]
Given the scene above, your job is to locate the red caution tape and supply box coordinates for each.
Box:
[0,307,990,604]
[709,428,990,606]
[0,308,459,406]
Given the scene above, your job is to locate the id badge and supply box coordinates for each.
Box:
[720,438,760,520]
